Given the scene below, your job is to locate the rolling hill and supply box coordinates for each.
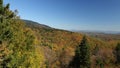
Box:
[23,19,52,29]
[23,20,120,68]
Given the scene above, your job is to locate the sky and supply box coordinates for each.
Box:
[4,0,120,32]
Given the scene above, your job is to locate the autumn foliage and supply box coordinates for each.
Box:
[0,0,120,68]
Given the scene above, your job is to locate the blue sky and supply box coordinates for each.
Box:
[4,0,120,31]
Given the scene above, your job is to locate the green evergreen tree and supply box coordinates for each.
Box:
[115,43,120,64]
[0,0,3,13]
[79,36,90,68]
[69,36,90,68]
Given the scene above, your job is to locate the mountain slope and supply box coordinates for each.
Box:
[24,20,120,68]
[23,19,52,29]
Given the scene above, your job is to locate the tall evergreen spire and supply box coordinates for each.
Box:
[0,0,3,14]
[69,36,91,68]
[0,0,3,22]
[0,0,3,6]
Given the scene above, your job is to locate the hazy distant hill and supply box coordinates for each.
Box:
[23,19,120,42]
[72,30,120,41]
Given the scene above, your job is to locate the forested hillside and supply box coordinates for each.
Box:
[0,0,120,68]
[0,0,44,67]
[24,20,120,68]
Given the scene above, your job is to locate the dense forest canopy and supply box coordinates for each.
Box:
[0,0,44,67]
[0,0,120,68]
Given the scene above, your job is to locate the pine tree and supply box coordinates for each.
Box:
[79,36,90,68]
[69,36,90,68]
[0,0,3,5]
[0,0,3,22]
[115,43,120,64]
